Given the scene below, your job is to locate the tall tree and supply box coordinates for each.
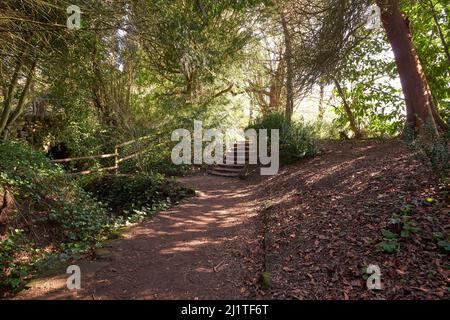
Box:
[376,0,447,134]
[280,0,447,136]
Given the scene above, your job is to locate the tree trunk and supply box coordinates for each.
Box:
[280,10,294,122]
[377,0,445,134]
[425,0,450,66]
[333,79,362,139]
[4,60,38,131]
[318,83,325,121]
[0,54,25,136]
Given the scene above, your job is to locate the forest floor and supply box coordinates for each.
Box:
[14,139,449,300]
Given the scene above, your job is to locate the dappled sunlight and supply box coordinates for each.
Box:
[160,238,225,254]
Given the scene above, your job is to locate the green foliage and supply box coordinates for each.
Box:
[0,141,195,294]
[81,174,195,224]
[247,112,318,165]
[259,271,271,289]
[380,229,396,240]
[437,240,450,252]
[376,200,435,254]
[0,140,111,293]
[377,229,399,253]
[0,229,30,290]
[131,0,263,94]
[407,124,450,179]
[400,218,419,239]
[312,120,342,140]
[403,0,450,123]
[333,32,405,138]
[0,140,111,241]
[117,134,192,177]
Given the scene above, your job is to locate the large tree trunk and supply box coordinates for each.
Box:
[281,10,294,122]
[377,0,446,134]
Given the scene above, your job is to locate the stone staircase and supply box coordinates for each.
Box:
[209,140,255,178]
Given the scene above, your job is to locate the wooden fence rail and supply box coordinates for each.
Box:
[50,135,152,175]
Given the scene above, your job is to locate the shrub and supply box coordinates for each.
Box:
[81,174,195,223]
[247,112,318,165]
[119,139,192,176]
[0,141,111,294]
[406,123,450,180]
[0,141,194,295]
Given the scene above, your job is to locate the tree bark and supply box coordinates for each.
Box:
[0,54,25,136]
[318,83,325,121]
[333,79,362,139]
[4,60,38,132]
[280,10,294,122]
[377,0,444,134]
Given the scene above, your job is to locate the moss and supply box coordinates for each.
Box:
[259,272,271,289]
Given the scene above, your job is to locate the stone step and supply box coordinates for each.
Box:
[208,140,256,178]
[224,159,255,165]
[224,160,250,165]
[213,166,243,173]
[216,163,245,168]
[209,170,240,177]
[226,151,257,157]
[231,146,251,151]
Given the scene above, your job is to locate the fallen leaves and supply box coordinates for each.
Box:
[247,140,449,300]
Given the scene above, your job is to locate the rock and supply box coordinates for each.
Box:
[95,248,113,260]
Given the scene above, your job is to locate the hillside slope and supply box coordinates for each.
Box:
[245,139,449,299]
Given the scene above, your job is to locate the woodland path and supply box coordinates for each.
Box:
[14,140,448,300]
[16,175,261,300]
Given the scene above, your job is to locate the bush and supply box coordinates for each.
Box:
[0,141,195,295]
[406,123,450,180]
[118,138,192,177]
[247,112,318,165]
[0,141,111,294]
[81,174,195,223]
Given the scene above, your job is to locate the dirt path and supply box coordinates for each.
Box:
[14,140,449,300]
[16,175,261,300]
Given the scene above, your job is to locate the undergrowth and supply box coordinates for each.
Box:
[247,112,318,165]
[81,174,195,224]
[405,124,450,181]
[0,140,193,296]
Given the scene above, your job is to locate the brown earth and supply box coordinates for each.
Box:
[15,175,262,299]
[14,139,449,300]
[246,139,449,299]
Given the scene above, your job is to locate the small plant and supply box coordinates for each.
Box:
[262,200,273,211]
[437,240,450,252]
[259,272,271,289]
[399,204,412,215]
[432,232,444,241]
[400,217,419,239]
[377,229,399,253]
[361,265,370,280]
[406,123,450,180]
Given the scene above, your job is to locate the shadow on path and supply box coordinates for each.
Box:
[16,175,261,300]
